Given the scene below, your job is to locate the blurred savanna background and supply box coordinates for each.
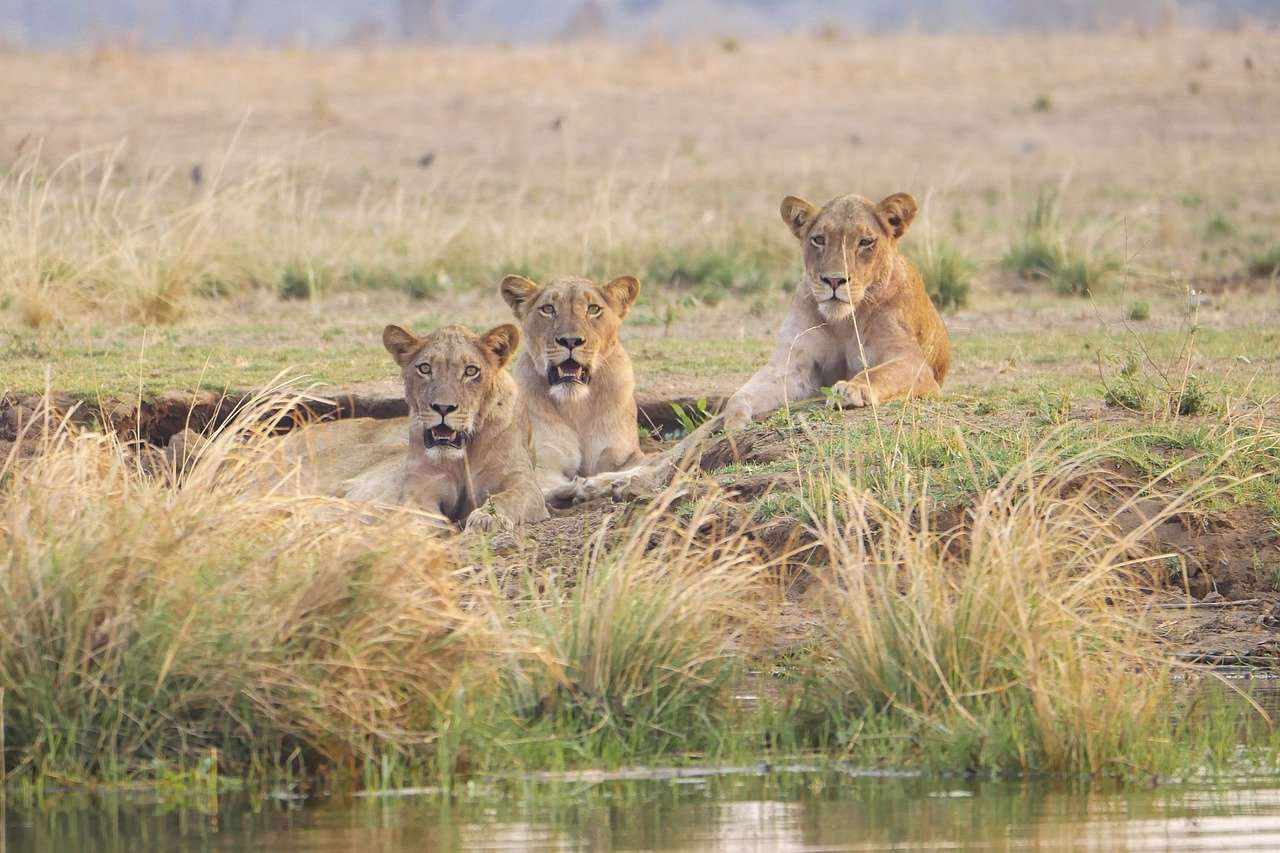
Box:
[3,0,1280,803]
[1,0,1277,401]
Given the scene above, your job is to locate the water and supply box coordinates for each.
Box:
[10,768,1280,852]
[7,673,1279,852]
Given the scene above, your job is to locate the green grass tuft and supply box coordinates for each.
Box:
[1002,191,1119,296]
[1247,245,1280,279]
[1203,213,1238,241]
[908,241,973,311]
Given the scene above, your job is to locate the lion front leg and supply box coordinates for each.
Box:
[465,480,549,533]
[547,458,677,507]
[828,355,940,410]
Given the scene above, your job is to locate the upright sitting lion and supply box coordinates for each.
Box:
[551,191,951,504]
[719,191,950,429]
[277,323,549,531]
[499,274,646,492]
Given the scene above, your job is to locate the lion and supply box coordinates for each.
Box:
[499,273,646,492]
[549,191,951,504]
[718,191,950,428]
[277,323,549,531]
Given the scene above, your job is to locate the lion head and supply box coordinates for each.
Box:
[499,274,640,403]
[780,192,918,322]
[382,322,520,461]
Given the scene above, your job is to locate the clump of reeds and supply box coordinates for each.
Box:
[476,488,777,768]
[795,445,1252,775]
[0,393,477,787]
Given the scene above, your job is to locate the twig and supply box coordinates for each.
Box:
[1154,598,1262,610]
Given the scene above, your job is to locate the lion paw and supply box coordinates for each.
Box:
[547,464,671,507]
[463,502,513,535]
[547,477,596,507]
[828,380,879,409]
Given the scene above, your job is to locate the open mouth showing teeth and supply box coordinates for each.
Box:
[548,359,590,386]
[424,424,465,450]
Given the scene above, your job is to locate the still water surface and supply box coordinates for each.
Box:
[9,767,1280,852]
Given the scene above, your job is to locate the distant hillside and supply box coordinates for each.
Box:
[0,0,1274,49]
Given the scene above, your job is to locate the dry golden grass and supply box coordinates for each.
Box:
[2,389,1276,785]
[1,29,1277,328]
[0,392,478,782]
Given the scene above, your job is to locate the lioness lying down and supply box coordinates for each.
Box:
[283,273,646,520]
[551,190,952,504]
[279,323,548,531]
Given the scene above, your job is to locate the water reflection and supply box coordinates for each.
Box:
[10,770,1280,852]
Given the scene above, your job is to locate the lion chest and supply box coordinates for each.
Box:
[839,337,876,380]
[402,458,481,525]
[531,419,583,479]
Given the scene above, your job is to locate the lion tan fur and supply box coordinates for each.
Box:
[276,323,548,531]
[720,191,950,428]
[500,274,645,492]
[549,191,952,505]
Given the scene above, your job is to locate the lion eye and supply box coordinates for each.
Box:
[587,304,602,317]
[538,304,556,317]
[463,365,480,378]
[858,236,876,250]
[810,234,826,248]
[416,363,432,376]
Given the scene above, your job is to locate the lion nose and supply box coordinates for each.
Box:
[429,403,457,417]
[556,336,584,350]
[820,275,848,290]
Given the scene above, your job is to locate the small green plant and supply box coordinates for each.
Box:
[1127,301,1151,322]
[670,398,713,437]
[1203,213,1238,241]
[1001,191,1118,296]
[1247,245,1280,278]
[1051,255,1120,297]
[1104,377,1150,412]
[1036,387,1072,425]
[346,267,442,300]
[279,266,318,300]
[1032,94,1053,112]
[908,241,973,311]
[1171,376,1212,417]
[647,248,772,298]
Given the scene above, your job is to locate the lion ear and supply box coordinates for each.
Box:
[500,275,541,316]
[876,192,918,240]
[602,275,641,317]
[480,323,520,367]
[780,195,818,239]
[383,324,421,367]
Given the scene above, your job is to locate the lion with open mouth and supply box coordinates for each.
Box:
[499,273,646,494]
[274,323,548,532]
[549,190,953,506]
